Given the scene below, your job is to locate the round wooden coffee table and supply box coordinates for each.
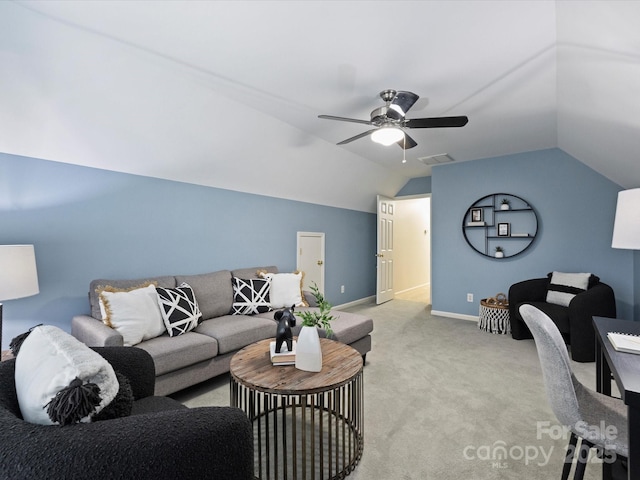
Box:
[230,337,364,480]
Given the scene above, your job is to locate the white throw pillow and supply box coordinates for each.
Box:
[99,284,166,345]
[261,272,307,308]
[14,325,119,425]
[96,281,158,321]
[546,271,591,307]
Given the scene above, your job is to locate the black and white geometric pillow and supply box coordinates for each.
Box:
[155,282,202,336]
[231,277,271,315]
[545,272,591,307]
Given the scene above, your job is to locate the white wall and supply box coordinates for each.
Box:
[393,197,431,294]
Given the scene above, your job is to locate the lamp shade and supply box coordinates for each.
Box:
[612,188,640,249]
[371,127,404,146]
[0,245,40,301]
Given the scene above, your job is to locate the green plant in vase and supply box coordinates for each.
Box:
[296,283,334,337]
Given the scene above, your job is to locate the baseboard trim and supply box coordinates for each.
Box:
[395,283,430,295]
[430,310,478,323]
[334,296,376,310]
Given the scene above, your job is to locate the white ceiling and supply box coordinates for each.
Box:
[0,1,638,213]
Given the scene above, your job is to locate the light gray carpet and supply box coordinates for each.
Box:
[171,299,608,479]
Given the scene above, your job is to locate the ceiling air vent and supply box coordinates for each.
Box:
[418,154,454,165]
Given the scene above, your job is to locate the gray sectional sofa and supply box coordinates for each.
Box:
[71,266,373,396]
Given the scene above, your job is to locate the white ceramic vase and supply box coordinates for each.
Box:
[295,326,322,372]
[495,251,504,258]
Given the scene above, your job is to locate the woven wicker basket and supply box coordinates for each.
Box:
[478,293,510,334]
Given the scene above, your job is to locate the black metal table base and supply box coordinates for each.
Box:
[231,373,364,480]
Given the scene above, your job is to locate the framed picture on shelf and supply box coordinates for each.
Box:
[498,223,510,237]
[471,208,483,223]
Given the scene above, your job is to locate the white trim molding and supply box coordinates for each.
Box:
[430,310,478,323]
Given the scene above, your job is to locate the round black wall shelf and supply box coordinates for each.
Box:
[462,193,538,259]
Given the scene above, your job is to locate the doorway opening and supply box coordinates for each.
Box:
[391,196,431,305]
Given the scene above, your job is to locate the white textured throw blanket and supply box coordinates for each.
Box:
[15,325,119,425]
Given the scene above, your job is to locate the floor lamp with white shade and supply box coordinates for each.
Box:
[0,245,40,351]
[612,188,640,250]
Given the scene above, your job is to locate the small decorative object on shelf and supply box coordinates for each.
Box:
[471,208,483,223]
[497,222,510,237]
[495,246,504,258]
[295,283,334,372]
[462,193,538,259]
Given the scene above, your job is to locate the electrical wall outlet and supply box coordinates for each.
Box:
[467,293,474,302]
[341,285,345,294]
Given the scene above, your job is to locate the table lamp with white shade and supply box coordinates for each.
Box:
[0,245,40,351]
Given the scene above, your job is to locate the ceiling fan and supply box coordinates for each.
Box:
[318,89,468,150]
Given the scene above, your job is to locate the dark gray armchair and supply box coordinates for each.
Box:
[0,347,253,479]
[509,275,616,362]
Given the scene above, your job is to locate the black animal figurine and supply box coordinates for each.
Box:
[274,305,296,353]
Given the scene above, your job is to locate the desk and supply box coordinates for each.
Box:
[593,317,640,480]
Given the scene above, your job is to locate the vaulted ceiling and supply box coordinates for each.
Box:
[1,1,638,212]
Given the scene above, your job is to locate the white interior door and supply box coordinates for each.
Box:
[297,232,325,294]
[376,195,395,304]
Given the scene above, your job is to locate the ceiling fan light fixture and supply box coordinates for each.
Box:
[388,104,405,118]
[371,127,404,146]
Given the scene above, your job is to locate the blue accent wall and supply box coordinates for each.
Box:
[0,153,376,348]
[431,149,634,321]
[396,176,432,196]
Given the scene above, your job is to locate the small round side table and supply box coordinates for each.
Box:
[230,337,364,480]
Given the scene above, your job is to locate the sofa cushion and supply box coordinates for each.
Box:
[90,276,176,320]
[546,271,591,307]
[293,308,374,345]
[135,332,218,376]
[156,283,202,337]
[175,270,233,319]
[231,277,272,315]
[195,315,277,355]
[231,266,278,279]
[99,284,166,346]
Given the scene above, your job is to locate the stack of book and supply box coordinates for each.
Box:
[269,340,296,365]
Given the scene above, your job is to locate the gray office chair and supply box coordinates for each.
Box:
[519,304,628,480]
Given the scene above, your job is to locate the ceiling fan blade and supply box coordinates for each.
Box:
[318,114,372,126]
[387,91,420,120]
[336,129,378,145]
[397,132,418,150]
[405,116,469,128]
